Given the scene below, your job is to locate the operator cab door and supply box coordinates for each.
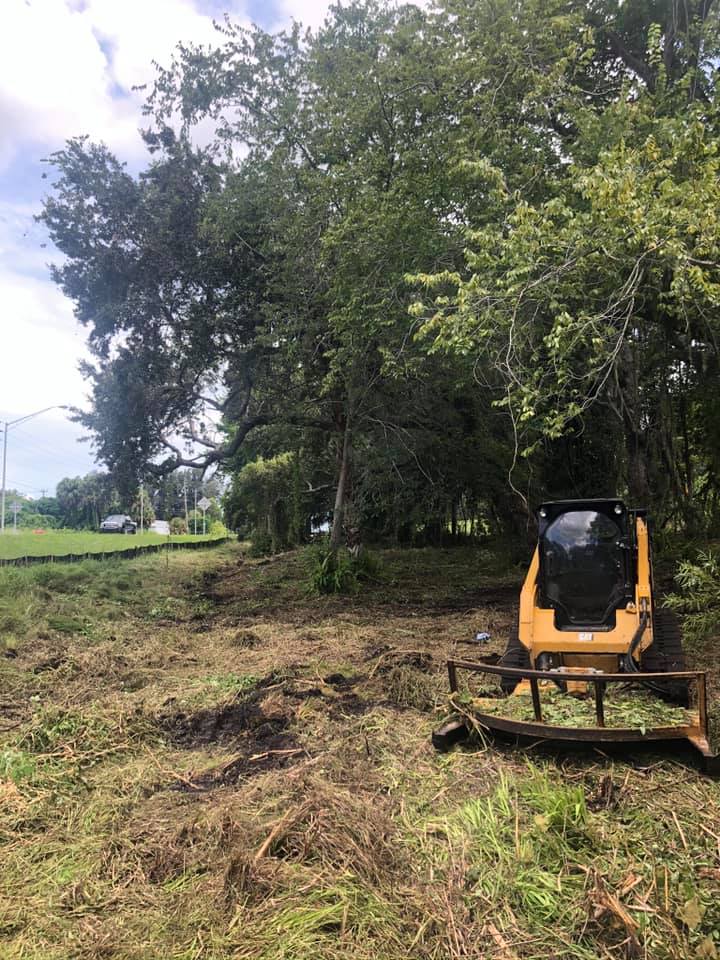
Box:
[538,501,634,631]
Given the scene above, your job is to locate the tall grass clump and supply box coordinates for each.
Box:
[442,765,590,929]
[307,545,380,595]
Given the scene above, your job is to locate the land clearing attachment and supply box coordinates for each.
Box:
[433,657,719,772]
[432,498,719,773]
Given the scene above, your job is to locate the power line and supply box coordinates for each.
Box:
[10,426,84,468]
[6,478,44,495]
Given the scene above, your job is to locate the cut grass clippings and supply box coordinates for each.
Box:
[1,542,719,959]
[462,685,692,732]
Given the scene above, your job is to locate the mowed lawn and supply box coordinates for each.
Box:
[0,529,217,560]
[2,543,720,959]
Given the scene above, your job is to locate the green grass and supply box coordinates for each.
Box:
[0,545,233,651]
[2,542,720,959]
[0,529,223,561]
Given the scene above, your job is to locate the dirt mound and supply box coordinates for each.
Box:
[163,695,290,746]
[161,673,296,747]
[232,629,260,648]
[373,650,434,673]
[174,733,306,791]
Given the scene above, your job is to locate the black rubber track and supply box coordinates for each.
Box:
[499,632,531,694]
[641,607,690,706]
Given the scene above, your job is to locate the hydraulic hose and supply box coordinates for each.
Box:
[625,611,648,668]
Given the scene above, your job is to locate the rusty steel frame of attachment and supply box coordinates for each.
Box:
[445,658,717,768]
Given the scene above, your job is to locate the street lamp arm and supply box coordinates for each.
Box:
[7,404,70,430]
[1,404,70,534]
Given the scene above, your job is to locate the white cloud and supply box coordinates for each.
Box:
[275,0,433,33]
[0,250,98,492]
[87,0,226,90]
[0,0,139,167]
[276,0,333,30]
[0,0,251,170]
[0,264,91,414]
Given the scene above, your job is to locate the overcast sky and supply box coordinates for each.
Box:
[0,0,335,499]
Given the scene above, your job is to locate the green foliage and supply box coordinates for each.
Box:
[225,453,302,555]
[17,512,60,530]
[55,472,120,529]
[248,528,273,558]
[20,708,113,756]
[446,766,589,925]
[39,0,720,540]
[0,748,39,785]
[202,673,259,693]
[475,686,691,732]
[307,545,380,595]
[170,517,188,535]
[665,552,720,644]
[46,615,87,635]
[208,519,227,538]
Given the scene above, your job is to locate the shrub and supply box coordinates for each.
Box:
[248,528,273,557]
[665,551,720,644]
[307,545,380,594]
[170,516,188,535]
[224,452,320,552]
[18,512,60,530]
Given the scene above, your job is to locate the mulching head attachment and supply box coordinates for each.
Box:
[433,658,719,774]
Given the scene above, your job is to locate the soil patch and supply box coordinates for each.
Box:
[172,732,306,791]
[161,692,291,747]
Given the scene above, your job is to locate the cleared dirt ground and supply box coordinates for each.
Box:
[1,543,720,959]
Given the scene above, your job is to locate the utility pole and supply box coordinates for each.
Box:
[139,480,144,534]
[183,477,189,532]
[1,423,7,535]
[193,487,197,535]
[1,406,67,534]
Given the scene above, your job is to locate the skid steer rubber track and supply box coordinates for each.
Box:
[499,632,531,694]
[641,607,689,706]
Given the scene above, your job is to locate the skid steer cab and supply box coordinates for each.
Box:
[433,499,718,771]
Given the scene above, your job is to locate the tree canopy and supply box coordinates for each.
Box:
[40,0,720,545]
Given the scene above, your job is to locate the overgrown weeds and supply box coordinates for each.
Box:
[666,550,720,644]
[306,545,381,594]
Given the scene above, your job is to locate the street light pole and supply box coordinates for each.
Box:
[1,423,8,535]
[0,406,68,535]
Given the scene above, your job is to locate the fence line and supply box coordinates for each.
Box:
[0,537,231,569]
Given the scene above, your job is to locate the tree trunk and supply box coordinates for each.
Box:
[329,422,351,552]
[617,342,650,505]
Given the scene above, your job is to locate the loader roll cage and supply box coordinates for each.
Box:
[537,500,635,630]
[443,658,719,771]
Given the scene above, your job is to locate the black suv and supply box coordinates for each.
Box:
[99,515,137,534]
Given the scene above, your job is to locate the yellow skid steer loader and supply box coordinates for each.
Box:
[433,499,717,771]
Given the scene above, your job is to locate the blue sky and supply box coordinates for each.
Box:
[0,0,333,498]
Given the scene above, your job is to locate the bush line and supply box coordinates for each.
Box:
[0,536,231,568]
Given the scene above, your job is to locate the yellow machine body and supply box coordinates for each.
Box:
[433,499,717,771]
[518,515,653,672]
